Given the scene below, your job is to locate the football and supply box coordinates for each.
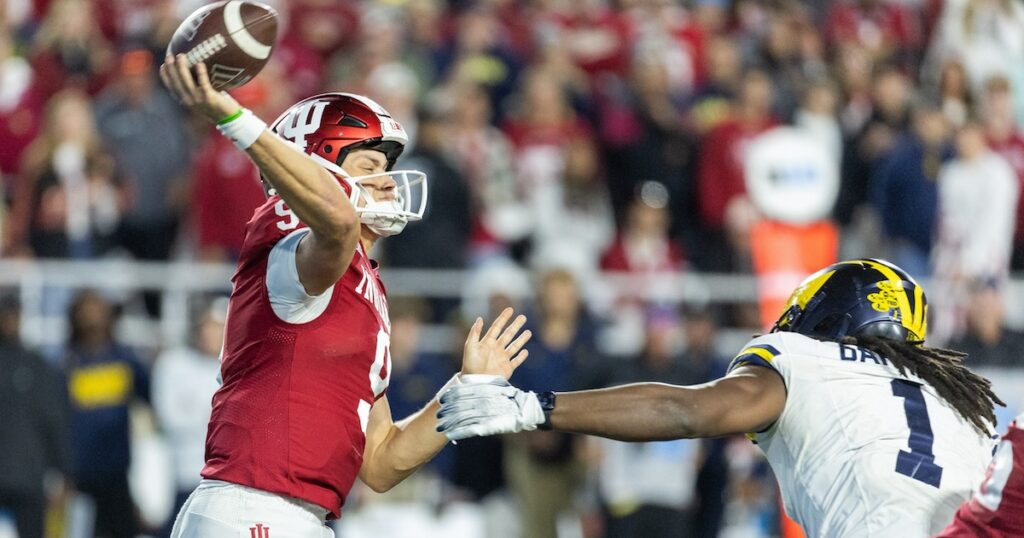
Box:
[166,0,278,91]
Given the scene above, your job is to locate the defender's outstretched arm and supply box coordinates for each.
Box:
[546,367,785,441]
[437,365,786,442]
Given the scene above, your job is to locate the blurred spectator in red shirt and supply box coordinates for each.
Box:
[599,182,685,354]
[601,183,685,275]
[624,0,706,95]
[29,0,114,98]
[487,0,537,61]
[503,69,595,261]
[277,0,361,96]
[503,68,593,189]
[824,0,920,66]
[981,75,1024,270]
[289,0,361,57]
[695,69,775,269]
[0,27,46,183]
[535,0,633,81]
[10,89,123,259]
[86,0,164,45]
[190,81,269,262]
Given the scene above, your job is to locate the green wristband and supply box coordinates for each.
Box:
[217,109,245,125]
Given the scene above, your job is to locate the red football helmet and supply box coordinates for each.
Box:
[268,92,427,236]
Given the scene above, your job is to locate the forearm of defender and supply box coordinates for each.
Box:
[547,383,711,441]
[548,368,786,441]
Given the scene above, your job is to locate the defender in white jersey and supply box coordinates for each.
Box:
[732,332,994,536]
[437,259,1004,538]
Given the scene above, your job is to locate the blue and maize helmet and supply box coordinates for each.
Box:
[771,258,928,344]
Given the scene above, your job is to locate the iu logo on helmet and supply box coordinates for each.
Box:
[249,523,270,538]
[279,100,329,150]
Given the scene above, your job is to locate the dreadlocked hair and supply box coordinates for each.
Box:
[837,335,1004,435]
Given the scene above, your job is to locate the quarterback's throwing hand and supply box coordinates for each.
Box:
[436,378,544,441]
[459,307,532,379]
[159,54,239,124]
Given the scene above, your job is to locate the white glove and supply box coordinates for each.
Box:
[436,375,545,441]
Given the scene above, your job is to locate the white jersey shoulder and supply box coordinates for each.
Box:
[266,228,334,324]
[729,332,996,538]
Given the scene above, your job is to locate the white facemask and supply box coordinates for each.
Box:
[309,154,428,238]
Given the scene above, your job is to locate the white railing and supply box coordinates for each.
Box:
[1,259,1022,354]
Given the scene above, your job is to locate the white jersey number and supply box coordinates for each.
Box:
[274,200,298,231]
[356,328,392,433]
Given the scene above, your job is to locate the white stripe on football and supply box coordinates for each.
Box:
[224,0,272,60]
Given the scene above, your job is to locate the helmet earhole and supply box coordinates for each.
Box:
[324,145,333,153]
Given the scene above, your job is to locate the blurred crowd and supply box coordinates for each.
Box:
[3,0,1024,537]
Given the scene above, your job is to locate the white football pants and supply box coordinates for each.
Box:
[170,480,335,538]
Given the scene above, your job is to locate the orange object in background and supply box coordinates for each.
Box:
[751,219,839,330]
[751,218,836,538]
[781,509,806,538]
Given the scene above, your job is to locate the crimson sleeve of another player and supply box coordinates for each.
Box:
[935,423,1024,537]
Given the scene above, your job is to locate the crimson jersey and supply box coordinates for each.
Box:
[201,196,392,519]
[936,418,1024,537]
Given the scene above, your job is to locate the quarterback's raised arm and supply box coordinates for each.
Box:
[437,365,786,442]
[160,56,358,293]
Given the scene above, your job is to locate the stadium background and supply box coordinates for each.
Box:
[2,0,1024,537]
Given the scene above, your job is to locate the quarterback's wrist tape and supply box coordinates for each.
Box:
[217,108,245,125]
[216,108,266,150]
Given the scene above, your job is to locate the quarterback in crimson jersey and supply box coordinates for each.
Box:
[158,57,532,537]
[936,414,1024,538]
